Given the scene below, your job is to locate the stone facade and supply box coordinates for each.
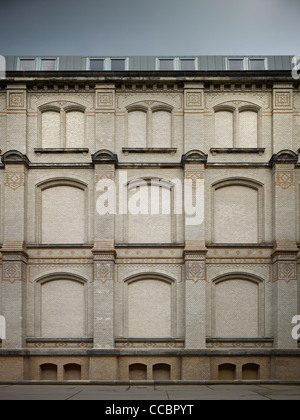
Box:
[0,61,299,381]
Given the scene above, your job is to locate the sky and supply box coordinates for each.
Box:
[0,0,299,56]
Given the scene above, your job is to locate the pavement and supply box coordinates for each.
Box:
[0,383,299,400]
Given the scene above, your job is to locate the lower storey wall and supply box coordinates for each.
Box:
[0,353,299,381]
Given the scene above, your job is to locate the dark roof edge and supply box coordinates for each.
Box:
[2,70,296,83]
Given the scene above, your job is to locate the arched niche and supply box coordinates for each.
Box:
[35,177,88,244]
[218,363,236,380]
[63,363,82,380]
[34,273,88,338]
[129,363,147,380]
[212,273,264,338]
[242,363,260,380]
[153,363,171,380]
[211,177,264,244]
[123,273,176,338]
[124,177,178,244]
[40,363,58,380]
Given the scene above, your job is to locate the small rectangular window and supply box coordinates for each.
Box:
[19,59,35,71]
[249,59,265,70]
[159,59,174,70]
[89,59,104,71]
[41,59,56,71]
[111,59,125,71]
[180,59,195,70]
[228,59,244,70]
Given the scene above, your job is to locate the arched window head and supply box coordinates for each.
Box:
[125,102,174,148]
[39,103,86,148]
[214,102,261,148]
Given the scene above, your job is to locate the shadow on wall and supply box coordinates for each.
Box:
[39,361,260,381]
[218,363,260,380]
[40,363,82,380]
[129,363,171,380]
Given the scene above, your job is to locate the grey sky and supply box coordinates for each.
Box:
[0,0,299,55]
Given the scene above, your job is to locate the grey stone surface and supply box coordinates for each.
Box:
[0,384,299,400]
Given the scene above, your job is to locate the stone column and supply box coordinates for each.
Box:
[182,151,207,348]
[1,151,30,348]
[270,150,299,348]
[92,150,118,349]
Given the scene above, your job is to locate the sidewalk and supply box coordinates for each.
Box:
[0,383,299,400]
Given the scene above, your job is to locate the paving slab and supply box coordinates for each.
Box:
[0,384,299,400]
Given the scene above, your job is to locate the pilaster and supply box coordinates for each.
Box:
[6,84,27,154]
[1,151,29,348]
[272,83,294,152]
[270,150,299,348]
[183,83,204,153]
[182,150,207,348]
[95,83,116,151]
[92,150,117,348]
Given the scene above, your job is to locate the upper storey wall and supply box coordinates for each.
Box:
[0,77,299,162]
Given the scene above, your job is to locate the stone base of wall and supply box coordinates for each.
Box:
[0,350,299,381]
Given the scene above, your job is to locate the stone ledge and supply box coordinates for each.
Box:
[34,148,89,154]
[26,243,93,248]
[26,337,94,349]
[115,338,185,349]
[122,148,177,154]
[206,337,274,349]
[206,243,273,247]
[1,348,299,356]
[115,243,185,248]
[210,148,265,155]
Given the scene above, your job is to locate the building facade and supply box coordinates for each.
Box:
[0,55,299,381]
